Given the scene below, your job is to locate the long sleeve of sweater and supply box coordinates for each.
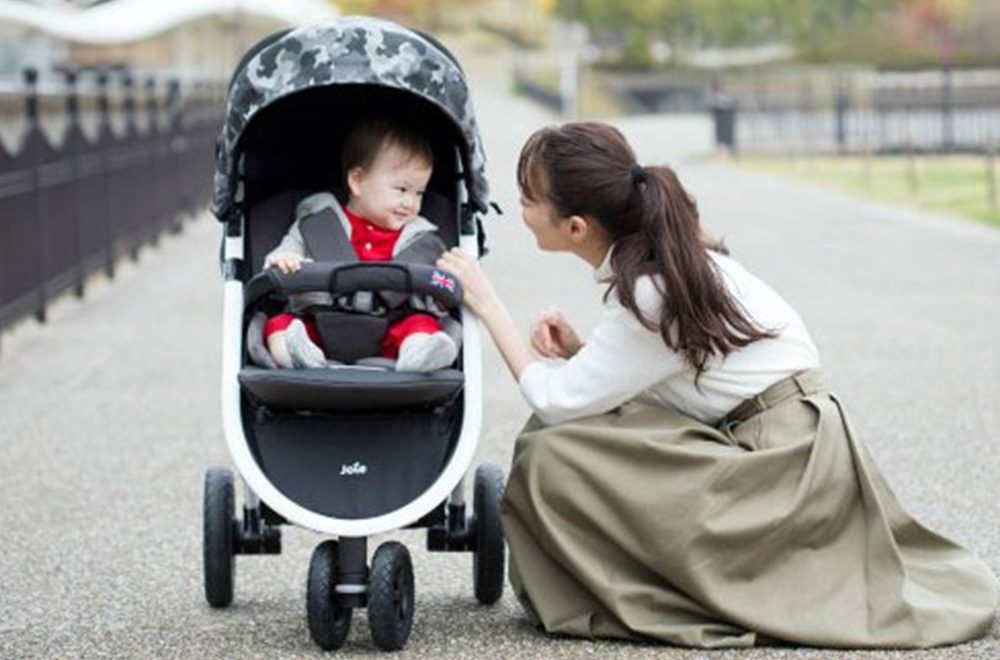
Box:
[518,278,687,426]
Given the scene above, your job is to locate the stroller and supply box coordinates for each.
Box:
[204,18,503,652]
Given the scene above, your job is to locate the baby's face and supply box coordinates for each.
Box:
[347,144,433,230]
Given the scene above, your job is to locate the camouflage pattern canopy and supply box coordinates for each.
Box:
[212,17,490,223]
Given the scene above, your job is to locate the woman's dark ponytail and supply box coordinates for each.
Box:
[630,165,772,374]
[518,122,775,377]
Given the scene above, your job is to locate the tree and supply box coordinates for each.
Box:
[566,0,905,66]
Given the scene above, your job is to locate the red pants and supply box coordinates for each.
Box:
[264,313,442,359]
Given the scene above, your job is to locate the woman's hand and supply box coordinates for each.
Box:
[530,307,583,359]
[436,248,499,318]
[437,247,535,379]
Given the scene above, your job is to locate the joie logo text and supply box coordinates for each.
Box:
[340,461,368,476]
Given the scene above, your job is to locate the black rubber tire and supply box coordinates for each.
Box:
[368,541,415,651]
[307,540,353,650]
[203,467,236,608]
[473,463,506,605]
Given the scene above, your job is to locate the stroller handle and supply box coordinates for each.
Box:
[244,261,464,311]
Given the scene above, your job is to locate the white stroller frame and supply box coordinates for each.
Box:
[219,195,484,538]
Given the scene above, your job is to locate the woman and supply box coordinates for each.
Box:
[437,122,998,648]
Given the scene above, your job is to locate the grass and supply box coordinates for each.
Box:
[738,153,1000,227]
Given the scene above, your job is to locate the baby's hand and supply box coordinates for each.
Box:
[265,252,309,274]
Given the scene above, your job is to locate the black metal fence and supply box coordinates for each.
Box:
[0,68,221,350]
[710,68,1000,154]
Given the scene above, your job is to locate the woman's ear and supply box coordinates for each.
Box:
[347,166,365,198]
[564,214,591,245]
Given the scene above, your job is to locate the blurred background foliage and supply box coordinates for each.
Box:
[563,0,994,68]
[349,0,998,69]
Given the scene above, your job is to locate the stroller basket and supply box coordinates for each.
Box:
[250,408,457,519]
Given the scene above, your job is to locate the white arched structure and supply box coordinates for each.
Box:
[0,0,341,80]
[0,0,338,44]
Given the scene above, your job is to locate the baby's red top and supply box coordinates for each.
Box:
[345,207,401,261]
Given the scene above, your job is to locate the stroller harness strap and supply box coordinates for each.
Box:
[297,208,452,316]
[299,208,360,264]
[298,207,447,268]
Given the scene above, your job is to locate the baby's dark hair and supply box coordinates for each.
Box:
[341,116,434,184]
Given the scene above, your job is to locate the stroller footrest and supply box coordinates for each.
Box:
[239,366,464,412]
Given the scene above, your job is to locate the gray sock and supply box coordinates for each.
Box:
[286,319,327,369]
[267,332,295,369]
[396,332,458,373]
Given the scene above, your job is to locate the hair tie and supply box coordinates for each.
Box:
[629,163,645,188]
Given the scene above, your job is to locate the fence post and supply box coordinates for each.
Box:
[941,65,954,152]
[24,67,39,131]
[64,69,79,126]
[24,68,49,324]
[711,93,738,155]
[96,69,115,279]
[166,79,182,132]
[835,86,850,155]
[185,81,203,215]
[64,68,86,299]
[145,77,158,134]
[800,78,812,155]
[121,72,144,262]
[122,72,136,136]
[26,67,43,324]
[166,79,187,231]
[145,77,163,247]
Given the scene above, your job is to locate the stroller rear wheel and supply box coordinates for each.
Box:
[307,540,353,650]
[203,467,236,608]
[473,463,505,604]
[368,541,414,651]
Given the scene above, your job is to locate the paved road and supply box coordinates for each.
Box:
[2,54,999,660]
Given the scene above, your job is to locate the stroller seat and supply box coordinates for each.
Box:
[239,183,467,415]
[239,365,464,413]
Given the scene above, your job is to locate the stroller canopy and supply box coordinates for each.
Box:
[212,17,490,223]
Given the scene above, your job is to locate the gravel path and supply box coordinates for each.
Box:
[1,61,998,660]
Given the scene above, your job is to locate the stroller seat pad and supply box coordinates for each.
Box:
[239,366,463,412]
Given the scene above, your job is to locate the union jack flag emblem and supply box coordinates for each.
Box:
[431,270,456,292]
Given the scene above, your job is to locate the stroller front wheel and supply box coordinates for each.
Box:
[368,541,414,651]
[203,467,236,608]
[473,463,506,605]
[307,540,353,650]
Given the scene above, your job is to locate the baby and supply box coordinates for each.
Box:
[262,116,458,373]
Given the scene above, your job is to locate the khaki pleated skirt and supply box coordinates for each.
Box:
[501,370,999,648]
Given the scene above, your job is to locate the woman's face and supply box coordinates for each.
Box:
[520,195,571,251]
